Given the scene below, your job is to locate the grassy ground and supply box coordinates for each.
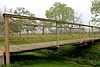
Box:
[0,33,100,46]
[2,41,100,67]
[0,34,100,67]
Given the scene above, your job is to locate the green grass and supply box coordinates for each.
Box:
[0,39,4,46]
[1,34,100,67]
[0,34,76,46]
[0,33,100,46]
[2,42,100,67]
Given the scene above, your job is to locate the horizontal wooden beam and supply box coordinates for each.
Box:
[0,22,81,29]
[3,13,100,29]
[10,23,81,29]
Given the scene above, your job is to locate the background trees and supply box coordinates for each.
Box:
[0,7,36,33]
[0,7,9,33]
[0,2,82,34]
[9,7,35,17]
[9,7,36,33]
[91,0,100,25]
[45,2,81,33]
[46,2,74,22]
[46,2,81,23]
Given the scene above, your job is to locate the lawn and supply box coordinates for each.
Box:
[0,33,100,46]
[2,41,100,67]
[0,34,100,67]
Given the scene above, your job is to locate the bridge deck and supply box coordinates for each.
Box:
[0,38,100,53]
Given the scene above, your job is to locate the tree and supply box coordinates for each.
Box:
[46,2,74,22]
[45,2,81,33]
[0,7,9,33]
[38,21,52,35]
[9,7,36,33]
[91,0,100,24]
[9,7,33,16]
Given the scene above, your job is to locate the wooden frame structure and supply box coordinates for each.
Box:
[2,13,100,65]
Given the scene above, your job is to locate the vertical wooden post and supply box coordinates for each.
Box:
[42,27,45,35]
[11,32,14,40]
[91,27,94,43]
[79,25,82,43]
[26,26,29,37]
[19,26,21,37]
[99,28,100,38]
[56,22,59,47]
[3,14,10,65]
[89,21,91,38]
[89,27,91,38]
[82,28,85,41]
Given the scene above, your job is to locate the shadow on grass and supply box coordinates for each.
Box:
[10,55,42,63]
[8,43,100,66]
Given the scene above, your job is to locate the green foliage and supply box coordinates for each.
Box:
[91,0,100,23]
[10,7,35,16]
[9,7,36,33]
[46,2,74,22]
[2,42,100,67]
[45,2,82,33]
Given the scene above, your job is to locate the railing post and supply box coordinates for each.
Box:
[3,14,10,65]
[89,21,91,38]
[27,26,29,37]
[99,28,100,38]
[91,27,94,43]
[42,27,45,35]
[19,26,22,37]
[89,27,91,38]
[79,25,82,43]
[56,22,59,47]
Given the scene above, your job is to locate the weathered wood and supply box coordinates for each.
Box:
[0,50,4,66]
[1,13,100,65]
[99,28,100,38]
[79,25,82,43]
[3,15,10,65]
[56,22,59,47]
[3,13,100,28]
[0,38,99,53]
[42,27,45,35]
[9,18,86,29]
[91,27,94,42]
[89,21,91,38]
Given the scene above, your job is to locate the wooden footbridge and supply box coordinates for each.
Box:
[0,14,100,65]
[0,38,99,53]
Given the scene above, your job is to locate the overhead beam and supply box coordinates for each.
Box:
[3,13,100,29]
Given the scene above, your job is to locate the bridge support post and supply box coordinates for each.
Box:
[91,27,94,43]
[89,21,91,38]
[79,25,82,44]
[3,14,10,65]
[56,22,59,47]
[42,27,45,35]
[99,28,100,38]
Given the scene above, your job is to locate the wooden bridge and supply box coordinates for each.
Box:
[0,38,99,53]
[0,14,100,65]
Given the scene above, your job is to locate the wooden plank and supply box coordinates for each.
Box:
[0,22,82,29]
[0,38,99,53]
[3,13,100,28]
